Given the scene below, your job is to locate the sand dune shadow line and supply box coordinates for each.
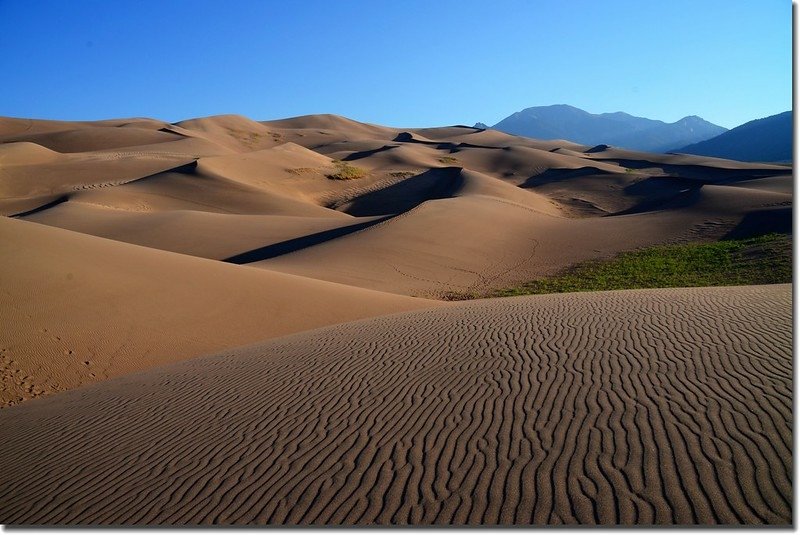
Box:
[223,216,393,264]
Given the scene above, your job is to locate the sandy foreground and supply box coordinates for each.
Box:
[0,216,438,406]
[0,114,793,525]
[0,284,790,525]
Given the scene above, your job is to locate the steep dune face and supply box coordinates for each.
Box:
[0,285,790,525]
[0,217,438,407]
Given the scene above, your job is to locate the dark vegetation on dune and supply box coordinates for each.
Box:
[444,233,792,300]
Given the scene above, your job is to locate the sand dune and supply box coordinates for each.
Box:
[0,115,790,292]
[450,145,624,184]
[0,115,791,278]
[0,112,792,526]
[256,179,789,296]
[4,113,789,300]
[263,113,400,143]
[331,142,446,170]
[91,135,239,158]
[0,117,115,140]
[726,175,793,195]
[60,159,350,218]
[195,143,358,206]
[172,114,287,152]
[0,217,437,406]
[574,144,790,169]
[0,285,789,525]
[22,203,371,260]
[3,126,183,153]
[0,148,194,202]
[0,141,62,165]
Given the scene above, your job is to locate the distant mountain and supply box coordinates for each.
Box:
[675,111,792,163]
[473,122,489,129]
[487,104,727,152]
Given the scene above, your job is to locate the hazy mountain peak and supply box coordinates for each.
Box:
[676,115,712,125]
[490,105,727,152]
[676,111,792,162]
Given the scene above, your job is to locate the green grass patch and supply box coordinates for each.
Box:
[327,160,367,180]
[444,233,792,300]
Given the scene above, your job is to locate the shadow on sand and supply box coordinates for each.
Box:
[223,216,392,264]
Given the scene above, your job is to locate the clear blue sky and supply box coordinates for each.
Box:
[0,0,791,129]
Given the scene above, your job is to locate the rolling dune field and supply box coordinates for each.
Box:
[0,113,792,526]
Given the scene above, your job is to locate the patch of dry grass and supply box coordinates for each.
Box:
[286,167,318,175]
[327,160,367,180]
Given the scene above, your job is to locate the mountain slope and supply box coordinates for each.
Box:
[676,111,792,162]
[489,104,726,152]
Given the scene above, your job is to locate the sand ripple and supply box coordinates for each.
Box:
[0,285,791,525]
